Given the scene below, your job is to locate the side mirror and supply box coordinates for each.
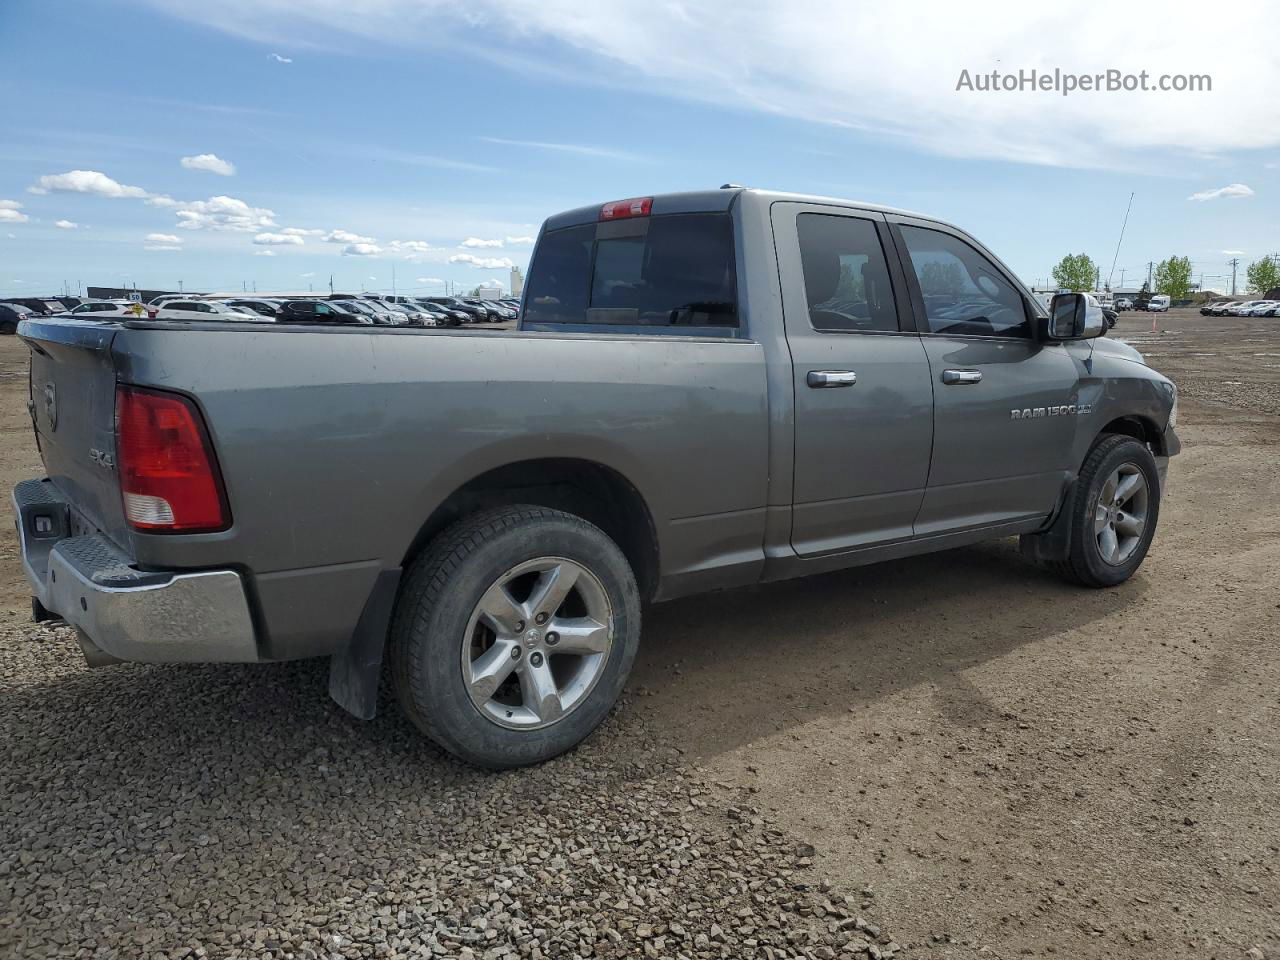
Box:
[1044,293,1104,341]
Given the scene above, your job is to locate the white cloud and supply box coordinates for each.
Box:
[181,153,236,176]
[416,277,445,283]
[145,233,183,244]
[0,201,28,224]
[505,235,535,245]
[253,231,304,245]
[137,0,1280,169]
[254,249,277,256]
[144,244,183,251]
[300,271,316,277]
[1188,183,1255,202]
[1222,249,1246,256]
[270,52,292,63]
[31,170,151,198]
[388,239,434,254]
[283,226,325,236]
[174,195,276,231]
[461,237,504,248]
[54,219,78,229]
[450,253,516,269]
[481,137,643,162]
[342,242,383,256]
[324,229,375,244]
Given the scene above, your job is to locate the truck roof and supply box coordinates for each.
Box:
[542,186,944,232]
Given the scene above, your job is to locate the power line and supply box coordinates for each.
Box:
[1106,191,1135,289]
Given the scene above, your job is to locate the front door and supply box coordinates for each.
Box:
[889,219,1081,534]
[772,202,935,556]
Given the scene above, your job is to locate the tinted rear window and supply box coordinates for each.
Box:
[524,213,737,328]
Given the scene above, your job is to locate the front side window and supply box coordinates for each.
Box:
[797,214,899,332]
[900,225,1030,338]
[524,213,737,328]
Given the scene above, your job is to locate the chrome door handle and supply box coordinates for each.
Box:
[807,370,857,388]
[941,369,983,385]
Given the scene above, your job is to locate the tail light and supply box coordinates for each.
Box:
[600,197,652,221]
[115,385,229,532]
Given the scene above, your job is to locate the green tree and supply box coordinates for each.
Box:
[1246,257,1280,295]
[1051,253,1097,292]
[920,261,963,299]
[1153,255,1193,301]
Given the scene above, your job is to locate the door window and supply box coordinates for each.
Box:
[899,226,1030,338]
[797,214,899,332]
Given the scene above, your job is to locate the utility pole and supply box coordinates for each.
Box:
[392,263,397,299]
[179,279,184,293]
[1094,266,1101,292]
[1119,268,1127,287]
[1228,258,1239,296]
[243,280,247,292]
[1146,261,1154,290]
[329,274,334,296]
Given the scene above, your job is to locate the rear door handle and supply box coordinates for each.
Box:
[807,370,857,388]
[941,369,983,385]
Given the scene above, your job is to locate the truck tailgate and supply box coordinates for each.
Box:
[21,319,130,546]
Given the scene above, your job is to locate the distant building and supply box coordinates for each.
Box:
[510,266,524,298]
[476,285,503,300]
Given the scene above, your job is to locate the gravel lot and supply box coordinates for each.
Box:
[1,309,1277,960]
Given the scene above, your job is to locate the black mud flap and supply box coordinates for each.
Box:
[1018,479,1076,566]
[328,569,400,720]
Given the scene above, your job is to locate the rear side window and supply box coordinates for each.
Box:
[797,214,899,332]
[524,213,737,328]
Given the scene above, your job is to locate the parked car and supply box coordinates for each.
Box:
[223,298,284,319]
[412,300,467,326]
[425,296,488,322]
[462,298,506,322]
[12,187,1180,769]
[1114,298,1133,311]
[0,302,32,333]
[1208,300,1239,316]
[1146,295,1170,313]
[54,296,85,310]
[68,299,150,319]
[153,300,263,322]
[1226,300,1269,316]
[345,298,410,325]
[1200,299,1230,315]
[1102,307,1118,329]
[1244,300,1279,316]
[280,300,372,324]
[2,298,67,317]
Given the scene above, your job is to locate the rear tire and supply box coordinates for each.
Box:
[390,505,641,768]
[1053,434,1161,587]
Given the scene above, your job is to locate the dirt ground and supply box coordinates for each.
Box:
[0,308,1276,959]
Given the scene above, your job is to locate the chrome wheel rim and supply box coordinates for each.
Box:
[1094,463,1149,565]
[461,557,613,730]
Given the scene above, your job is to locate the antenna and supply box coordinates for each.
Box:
[1106,192,1134,289]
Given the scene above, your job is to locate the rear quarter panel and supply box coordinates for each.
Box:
[110,326,770,657]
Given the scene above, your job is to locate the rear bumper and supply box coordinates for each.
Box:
[12,478,259,664]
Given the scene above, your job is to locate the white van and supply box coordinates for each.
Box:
[1147,295,1171,312]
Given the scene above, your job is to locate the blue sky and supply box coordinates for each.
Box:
[2,0,1277,298]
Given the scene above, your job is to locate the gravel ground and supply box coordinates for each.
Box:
[2,309,1279,960]
[0,622,901,960]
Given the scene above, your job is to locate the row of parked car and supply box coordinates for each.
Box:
[1199,298,1280,317]
[0,293,522,331]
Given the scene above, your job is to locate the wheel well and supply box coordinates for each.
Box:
[1098,415,1165,455]
[402,458,660,600]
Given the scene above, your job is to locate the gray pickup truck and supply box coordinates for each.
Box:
[14,187,1179,768]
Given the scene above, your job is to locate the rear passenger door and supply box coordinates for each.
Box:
[771,203,935,556]
[888,217,1080,534]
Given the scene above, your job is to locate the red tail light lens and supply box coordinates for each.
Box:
[600,197,652,221]
[115,385,229,532]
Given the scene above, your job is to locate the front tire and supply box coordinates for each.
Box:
[1057,434,1162,587]
[390,505,641,768]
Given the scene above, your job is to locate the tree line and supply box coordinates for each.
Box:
[1050,253,1280,300]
